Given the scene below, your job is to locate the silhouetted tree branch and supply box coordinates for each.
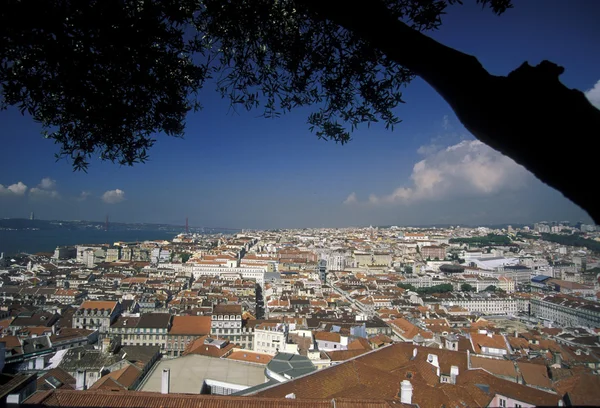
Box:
[301,0,600,223]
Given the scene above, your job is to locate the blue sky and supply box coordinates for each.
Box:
[1,0,599,229]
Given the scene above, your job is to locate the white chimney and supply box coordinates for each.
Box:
[467,349,471,369]
[400,380,413,404]
[161,369,170,394]
[75,370,86,390]
[412,348,417,359]
[450,365,459,384]
[285,393,296,399]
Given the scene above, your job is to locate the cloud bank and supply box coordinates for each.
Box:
[0,181,28,196]
[346,140,531,206]
[102,189,126,204]
[585,80,600,109]
[30,177,60,199]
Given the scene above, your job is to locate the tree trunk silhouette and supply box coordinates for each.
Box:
[301,0,600,223]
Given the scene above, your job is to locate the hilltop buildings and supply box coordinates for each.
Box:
[0,224,599,405]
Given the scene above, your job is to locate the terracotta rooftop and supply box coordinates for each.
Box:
[169,315,211,336]
[183,335,236,358]
[89,364,141,391]
[470,332,508,354]
[253,343,561,407]
[516,361,552,389]
[36,368,75,391]
[213,304,242,315]
[554,372,600,405]
[79,301,118,311]
[24,389,398,407]
[227,350,274,365]
[470,356,517,379]
[314,331,341,343]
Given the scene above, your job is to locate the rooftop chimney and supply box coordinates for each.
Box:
[75,370,86,391]
[161,369,170,394]
[400,380,413,404]
[285,393,296,399]
[552,351,563,366]
[450,365,459,384]
[412,348,417,359]
[467,349,471,370]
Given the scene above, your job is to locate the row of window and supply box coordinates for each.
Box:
[212,328,242,335]
[110,327,167,334]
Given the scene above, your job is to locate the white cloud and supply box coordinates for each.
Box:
[0,182,28,196]
[585,80,600,109]
[363,140,531,205]
[102,189,126,204]
[30,188,60,199]
[30,177,59,199]
[39,177,56,190]
[343,192,357,205]
[77,191,91,202]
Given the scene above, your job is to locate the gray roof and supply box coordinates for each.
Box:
[59,346,122,371]
[120,345,160,365]
[137,313,171,329]
[138,354,266,394]
[22,336,52,354]
[266,352,316,379]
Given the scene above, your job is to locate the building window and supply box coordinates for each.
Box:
[499,398,506,407]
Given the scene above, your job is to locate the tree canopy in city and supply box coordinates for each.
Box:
[2,0,599,221]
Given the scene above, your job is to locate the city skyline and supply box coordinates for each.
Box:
[1,0,599,228]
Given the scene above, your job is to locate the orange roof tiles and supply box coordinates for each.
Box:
[470,332,508,354]
[554,372,600,405]
[388,318,433,340]
[183,335,237,358]
[314,331,341,343]
[79,301,117,311]
[470,356,517,379]
[516,361,552,389]
[253,343,560,407]
[325,349,371,362]
[227,350,274,365]
[24,389,365,407]
[169,316,211,336]
[347,337,371,351]
[89,365,141,391]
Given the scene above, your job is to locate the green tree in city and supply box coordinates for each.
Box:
[417,283,453,294]
[397,283,417,292]
[461,283,475,292]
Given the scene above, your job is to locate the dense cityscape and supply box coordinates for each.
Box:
[0,221,598,406]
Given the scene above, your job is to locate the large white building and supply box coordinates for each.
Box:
[211,304,246,348]
[530,295,600,328]
[424,293,517,315]
[253,323,287,355]
[192,266,266,286]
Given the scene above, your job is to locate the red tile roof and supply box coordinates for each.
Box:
[169,316,211,336]
[227,350,274,365]
[24,389,399,407]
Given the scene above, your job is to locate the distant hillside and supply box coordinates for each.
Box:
[0,218,181,232]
